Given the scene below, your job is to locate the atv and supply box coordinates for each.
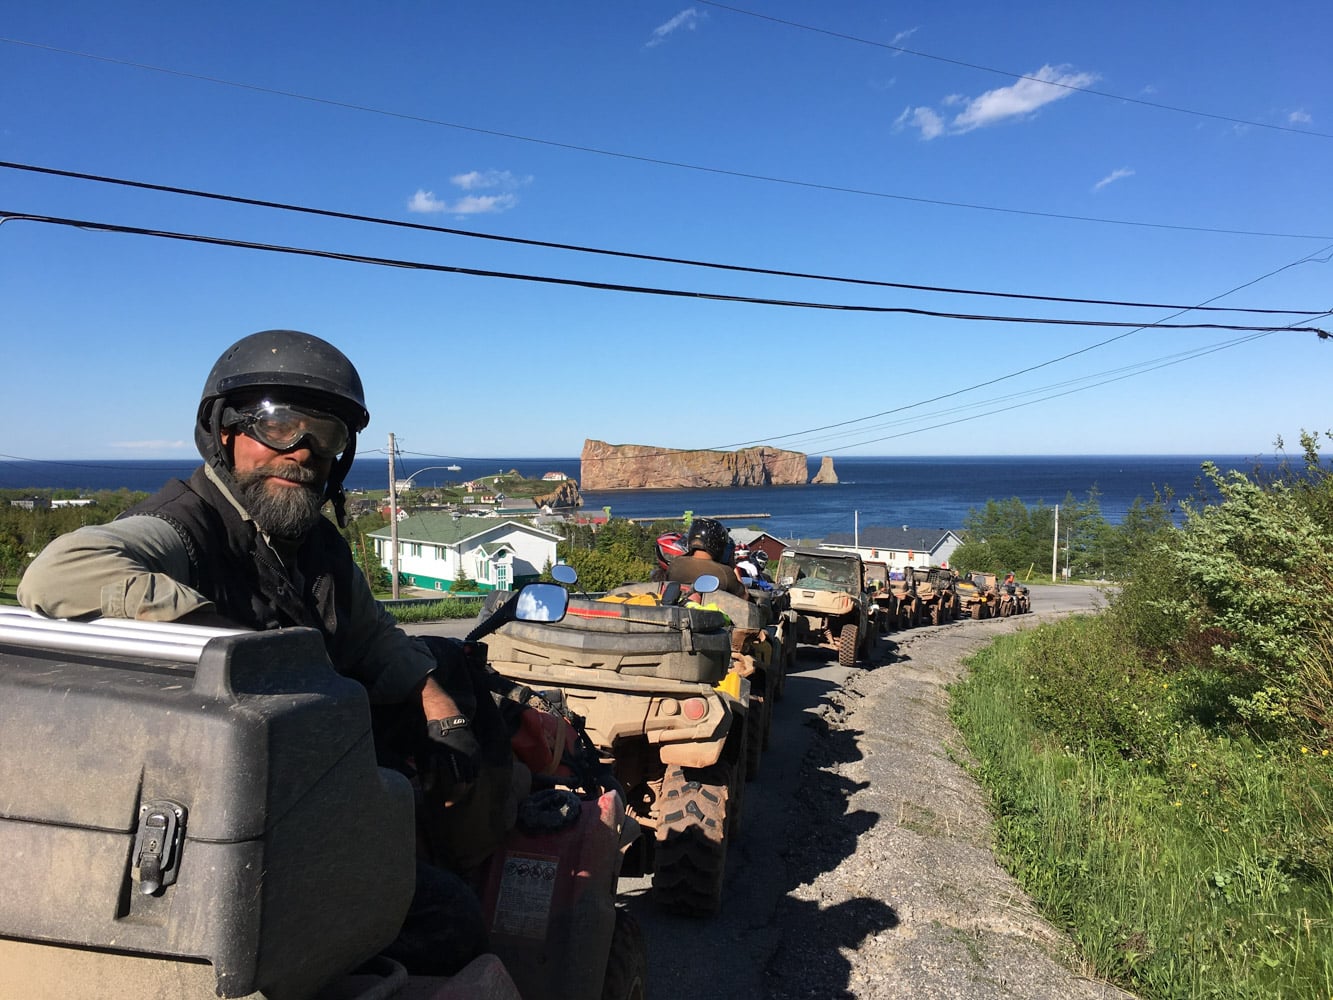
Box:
[479,570,751,918]
[0,584,645,1000]
[772,548,876,666]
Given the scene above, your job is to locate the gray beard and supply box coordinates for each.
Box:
[234,467,327,539]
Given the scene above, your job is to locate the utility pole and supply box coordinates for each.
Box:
[1051,504,1059,582]
[388,432,399,600]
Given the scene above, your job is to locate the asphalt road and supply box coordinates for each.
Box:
[407,584,1125,999]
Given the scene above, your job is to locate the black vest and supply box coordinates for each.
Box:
[122,467,356,663]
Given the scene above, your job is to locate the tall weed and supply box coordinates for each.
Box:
[952,624,1333,999]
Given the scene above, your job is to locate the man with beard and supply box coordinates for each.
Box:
[18,330,490,975]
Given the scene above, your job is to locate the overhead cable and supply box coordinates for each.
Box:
[2,160,1325,315]
[696,1,1333,141]
[4,209,1327,335]
[712,245,1333,451]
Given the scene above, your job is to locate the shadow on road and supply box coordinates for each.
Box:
[759,662,901,998]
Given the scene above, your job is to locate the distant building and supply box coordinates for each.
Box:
[9,497,50,511]
[819,526,962,571]
[541,471,570,481]
[368,514,560,592]
[50,499,95,508]
[727,528,788,565]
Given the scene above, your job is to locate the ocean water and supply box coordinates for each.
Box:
[0,454,1282,541]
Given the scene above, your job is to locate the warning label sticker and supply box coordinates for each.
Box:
[492,851,559,939]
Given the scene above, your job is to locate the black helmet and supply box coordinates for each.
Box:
[685,517,729,562]
[196,330,369,526]
[752,550,769,568]
[198,329,369,431]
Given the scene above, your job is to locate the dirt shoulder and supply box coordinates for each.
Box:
[764,585,1137,999]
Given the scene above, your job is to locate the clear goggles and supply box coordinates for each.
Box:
[224,400,350,458]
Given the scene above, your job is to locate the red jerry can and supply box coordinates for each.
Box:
[476,788,626,1000]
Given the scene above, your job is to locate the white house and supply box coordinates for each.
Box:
[819,526,963,571]
[369,514,561,592]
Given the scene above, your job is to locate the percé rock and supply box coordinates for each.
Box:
[580,439,808,490]
[533,479,582,509]
[811,456,838,484]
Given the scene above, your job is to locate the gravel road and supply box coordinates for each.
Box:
[409,584,1139,999]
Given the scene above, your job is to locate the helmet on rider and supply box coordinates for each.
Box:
[685,517,730,563]
[196,330,370,527]
[655,531,688,572]
[752,550,769,569]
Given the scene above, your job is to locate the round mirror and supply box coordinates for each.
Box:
[515,583,569,623]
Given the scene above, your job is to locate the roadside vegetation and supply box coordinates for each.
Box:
[948,482,1185,582]
[551,517,672,592]
[951,434,1333,999]
[0,489,148,604]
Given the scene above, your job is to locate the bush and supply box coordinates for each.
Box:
[1161,463,1333,736]
[555,542,652,593]
[1017,615,1177,760]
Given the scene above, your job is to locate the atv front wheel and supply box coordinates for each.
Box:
[601,908,648,1000]
[653,764,731,916]
[838,622,858,666]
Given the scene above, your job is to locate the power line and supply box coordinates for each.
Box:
[3,37,1329,241]
[5,210,1326,335]
[3,160,1326,315]
[696,1,1333,141]
[817,329,1290,453]
[784,329,1287,453]
[712,245,1333,451]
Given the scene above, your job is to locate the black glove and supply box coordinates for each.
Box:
[426,716,482,788]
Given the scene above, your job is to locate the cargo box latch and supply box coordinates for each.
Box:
[132,799,187,895]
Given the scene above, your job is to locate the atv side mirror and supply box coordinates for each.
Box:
[692,574,720,595]
[516,583,569,623]
[465,581,569,643]
[550,563,578,586]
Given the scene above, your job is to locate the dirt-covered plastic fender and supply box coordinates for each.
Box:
[658,671,749,769]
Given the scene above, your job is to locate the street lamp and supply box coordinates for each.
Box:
[397,465,463,491]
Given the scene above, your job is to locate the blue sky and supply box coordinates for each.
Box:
[3,2,1330,464]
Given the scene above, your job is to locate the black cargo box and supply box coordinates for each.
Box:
[483,594,732,683]
[0,610,415,1000]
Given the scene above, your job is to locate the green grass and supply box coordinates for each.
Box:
[382,598,483,622]
[950,618,1333,1000]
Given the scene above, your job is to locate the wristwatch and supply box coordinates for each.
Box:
[427,715,470,739]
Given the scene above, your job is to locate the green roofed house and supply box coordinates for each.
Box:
[368,513,560,592]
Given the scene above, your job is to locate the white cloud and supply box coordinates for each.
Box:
[952,65,1097,131]
[408,171,531,215]
[648,8,702,47]
[450,169,531,191]
[898,63,1098,140]
[889,27,918,53]
[1289,109,1312,125]
[894,105,945,140]
[452,194,519,215]
[1092,167,1134,192]
[408,189,449,213]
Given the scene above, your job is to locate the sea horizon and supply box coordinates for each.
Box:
[0,453,1291,540]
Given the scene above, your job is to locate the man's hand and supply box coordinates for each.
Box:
[420,675,480,788]
[426,715,482,787]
